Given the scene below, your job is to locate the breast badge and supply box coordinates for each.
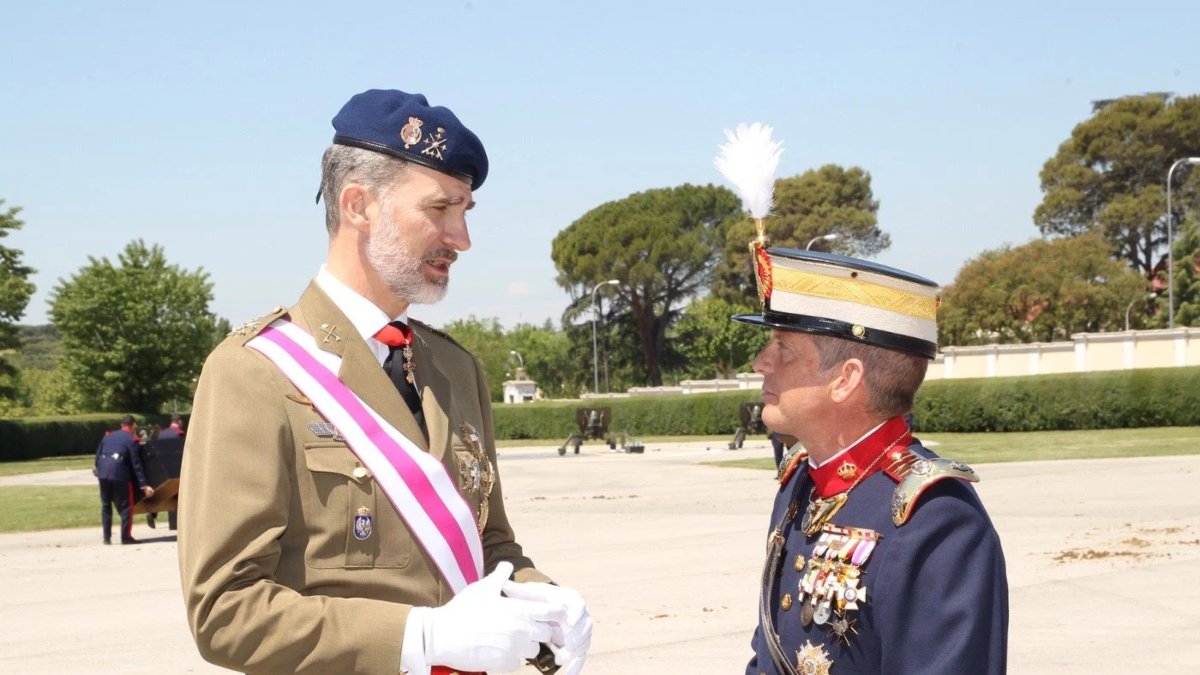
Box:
[353,506,372,541]
[796,641,833,675]
[457,423,495,532]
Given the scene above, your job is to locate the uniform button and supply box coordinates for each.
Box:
[352,467,368,479]
[781,593,793,611]
[794,554,806,571]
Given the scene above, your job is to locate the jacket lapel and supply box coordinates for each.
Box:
[293,282,429,451]
[412,322,453,461]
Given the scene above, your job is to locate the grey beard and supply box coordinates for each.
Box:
[366,222,450,306]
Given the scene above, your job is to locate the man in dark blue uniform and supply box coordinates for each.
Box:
[732,248,1008,674]
[95,415,155,544]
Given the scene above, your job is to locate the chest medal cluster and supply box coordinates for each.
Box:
[797,524,880,645]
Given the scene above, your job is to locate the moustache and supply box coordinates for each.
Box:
[423,248,459,264]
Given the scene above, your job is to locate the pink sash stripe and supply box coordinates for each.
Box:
[250,323,481,589]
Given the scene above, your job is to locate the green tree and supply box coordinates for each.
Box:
[441,316,509,401]
[714,165,889,301]
[1034,94,1200,277]
[506,320,582,399]
[551,184,743,386]
[49,240,222,412]
[672,296,769,379]
[939,234,1148,345]
[0,200,37,399]
[1171,214,1200,326]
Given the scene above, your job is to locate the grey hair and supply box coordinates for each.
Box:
[810,334,929,419]
[319,145,409,235]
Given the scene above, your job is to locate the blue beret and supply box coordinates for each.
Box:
[331,89,488,190]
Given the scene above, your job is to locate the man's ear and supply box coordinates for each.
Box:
[338,183,375,234]
[829,358,866,404]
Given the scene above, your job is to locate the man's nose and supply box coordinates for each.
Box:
[445,215,471,252]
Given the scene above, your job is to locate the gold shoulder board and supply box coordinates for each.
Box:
[891,452,979,527]
[229,305,288,343]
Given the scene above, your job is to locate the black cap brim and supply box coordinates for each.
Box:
[732,311,938,359]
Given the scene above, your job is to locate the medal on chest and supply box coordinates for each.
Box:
[797,524,880,646]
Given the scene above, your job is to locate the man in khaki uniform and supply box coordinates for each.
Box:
[179,89,592,675]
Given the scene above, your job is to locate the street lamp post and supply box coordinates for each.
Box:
[1166,157,1200,329]
[806,233,839,250]
[1125,292,1158,332]
[590,279,619,395]
[509,349,524,368]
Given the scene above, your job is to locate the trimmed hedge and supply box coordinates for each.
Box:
[6,366,1196,459]
[913,366,1200,433]
[0,413,186,462]
[494,391,762,440]
[496,366,1200,440]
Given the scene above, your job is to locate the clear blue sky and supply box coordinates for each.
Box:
[3,1,1198,329]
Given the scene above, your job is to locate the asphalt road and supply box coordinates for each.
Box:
[1,440,1197,674]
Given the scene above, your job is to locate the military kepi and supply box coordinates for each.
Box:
[331,89,488,190]
[733,248,941,359]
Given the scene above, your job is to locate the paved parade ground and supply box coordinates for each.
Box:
[1,440,1198,674]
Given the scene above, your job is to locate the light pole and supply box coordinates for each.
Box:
[1125,292,1157,331]
[1166,157,1200,328]
[509,349,524,368]
[590,279,619,394]
[806,233,838,250]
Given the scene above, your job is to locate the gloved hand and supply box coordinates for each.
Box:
[423,562,566,673]
[503,580,593,675]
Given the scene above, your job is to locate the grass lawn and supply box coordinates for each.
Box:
[0,485,98,533]
[712,426,1200,471]
[0,455,95,477]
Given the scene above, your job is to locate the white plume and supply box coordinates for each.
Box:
[714,122,783,219]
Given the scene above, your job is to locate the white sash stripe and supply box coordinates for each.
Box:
[247,320,483,593]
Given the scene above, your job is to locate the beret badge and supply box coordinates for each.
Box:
[400,117,424,148]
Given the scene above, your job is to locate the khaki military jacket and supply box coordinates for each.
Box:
[178,283,548,674]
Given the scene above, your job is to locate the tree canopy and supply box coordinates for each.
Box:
[713,165,888,301]
[1170,214,1200,327]
[1034,93,1200,277]
[672,296,768,379]
[0,200,37,399]
[49,240,222,412]
[939,233,1148,345]
[551,184,743,386]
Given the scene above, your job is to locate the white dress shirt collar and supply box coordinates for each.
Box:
[314,265,408,366]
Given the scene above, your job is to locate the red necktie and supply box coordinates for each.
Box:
[373,322,424,427]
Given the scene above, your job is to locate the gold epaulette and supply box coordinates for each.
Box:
[228,305,288,344]
[887,450,979,527]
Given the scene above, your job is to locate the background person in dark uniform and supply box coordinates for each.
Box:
[145,415,185,529]
[95,414,155,544]
[733,248,1008,674]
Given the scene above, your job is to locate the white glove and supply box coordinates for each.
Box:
[503,580,593,675]
[423,562,566,673]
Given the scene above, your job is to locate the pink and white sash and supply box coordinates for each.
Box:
[247,320,483,592]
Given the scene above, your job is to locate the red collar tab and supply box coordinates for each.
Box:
[373,321,413,348]
[807,416,911,498]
